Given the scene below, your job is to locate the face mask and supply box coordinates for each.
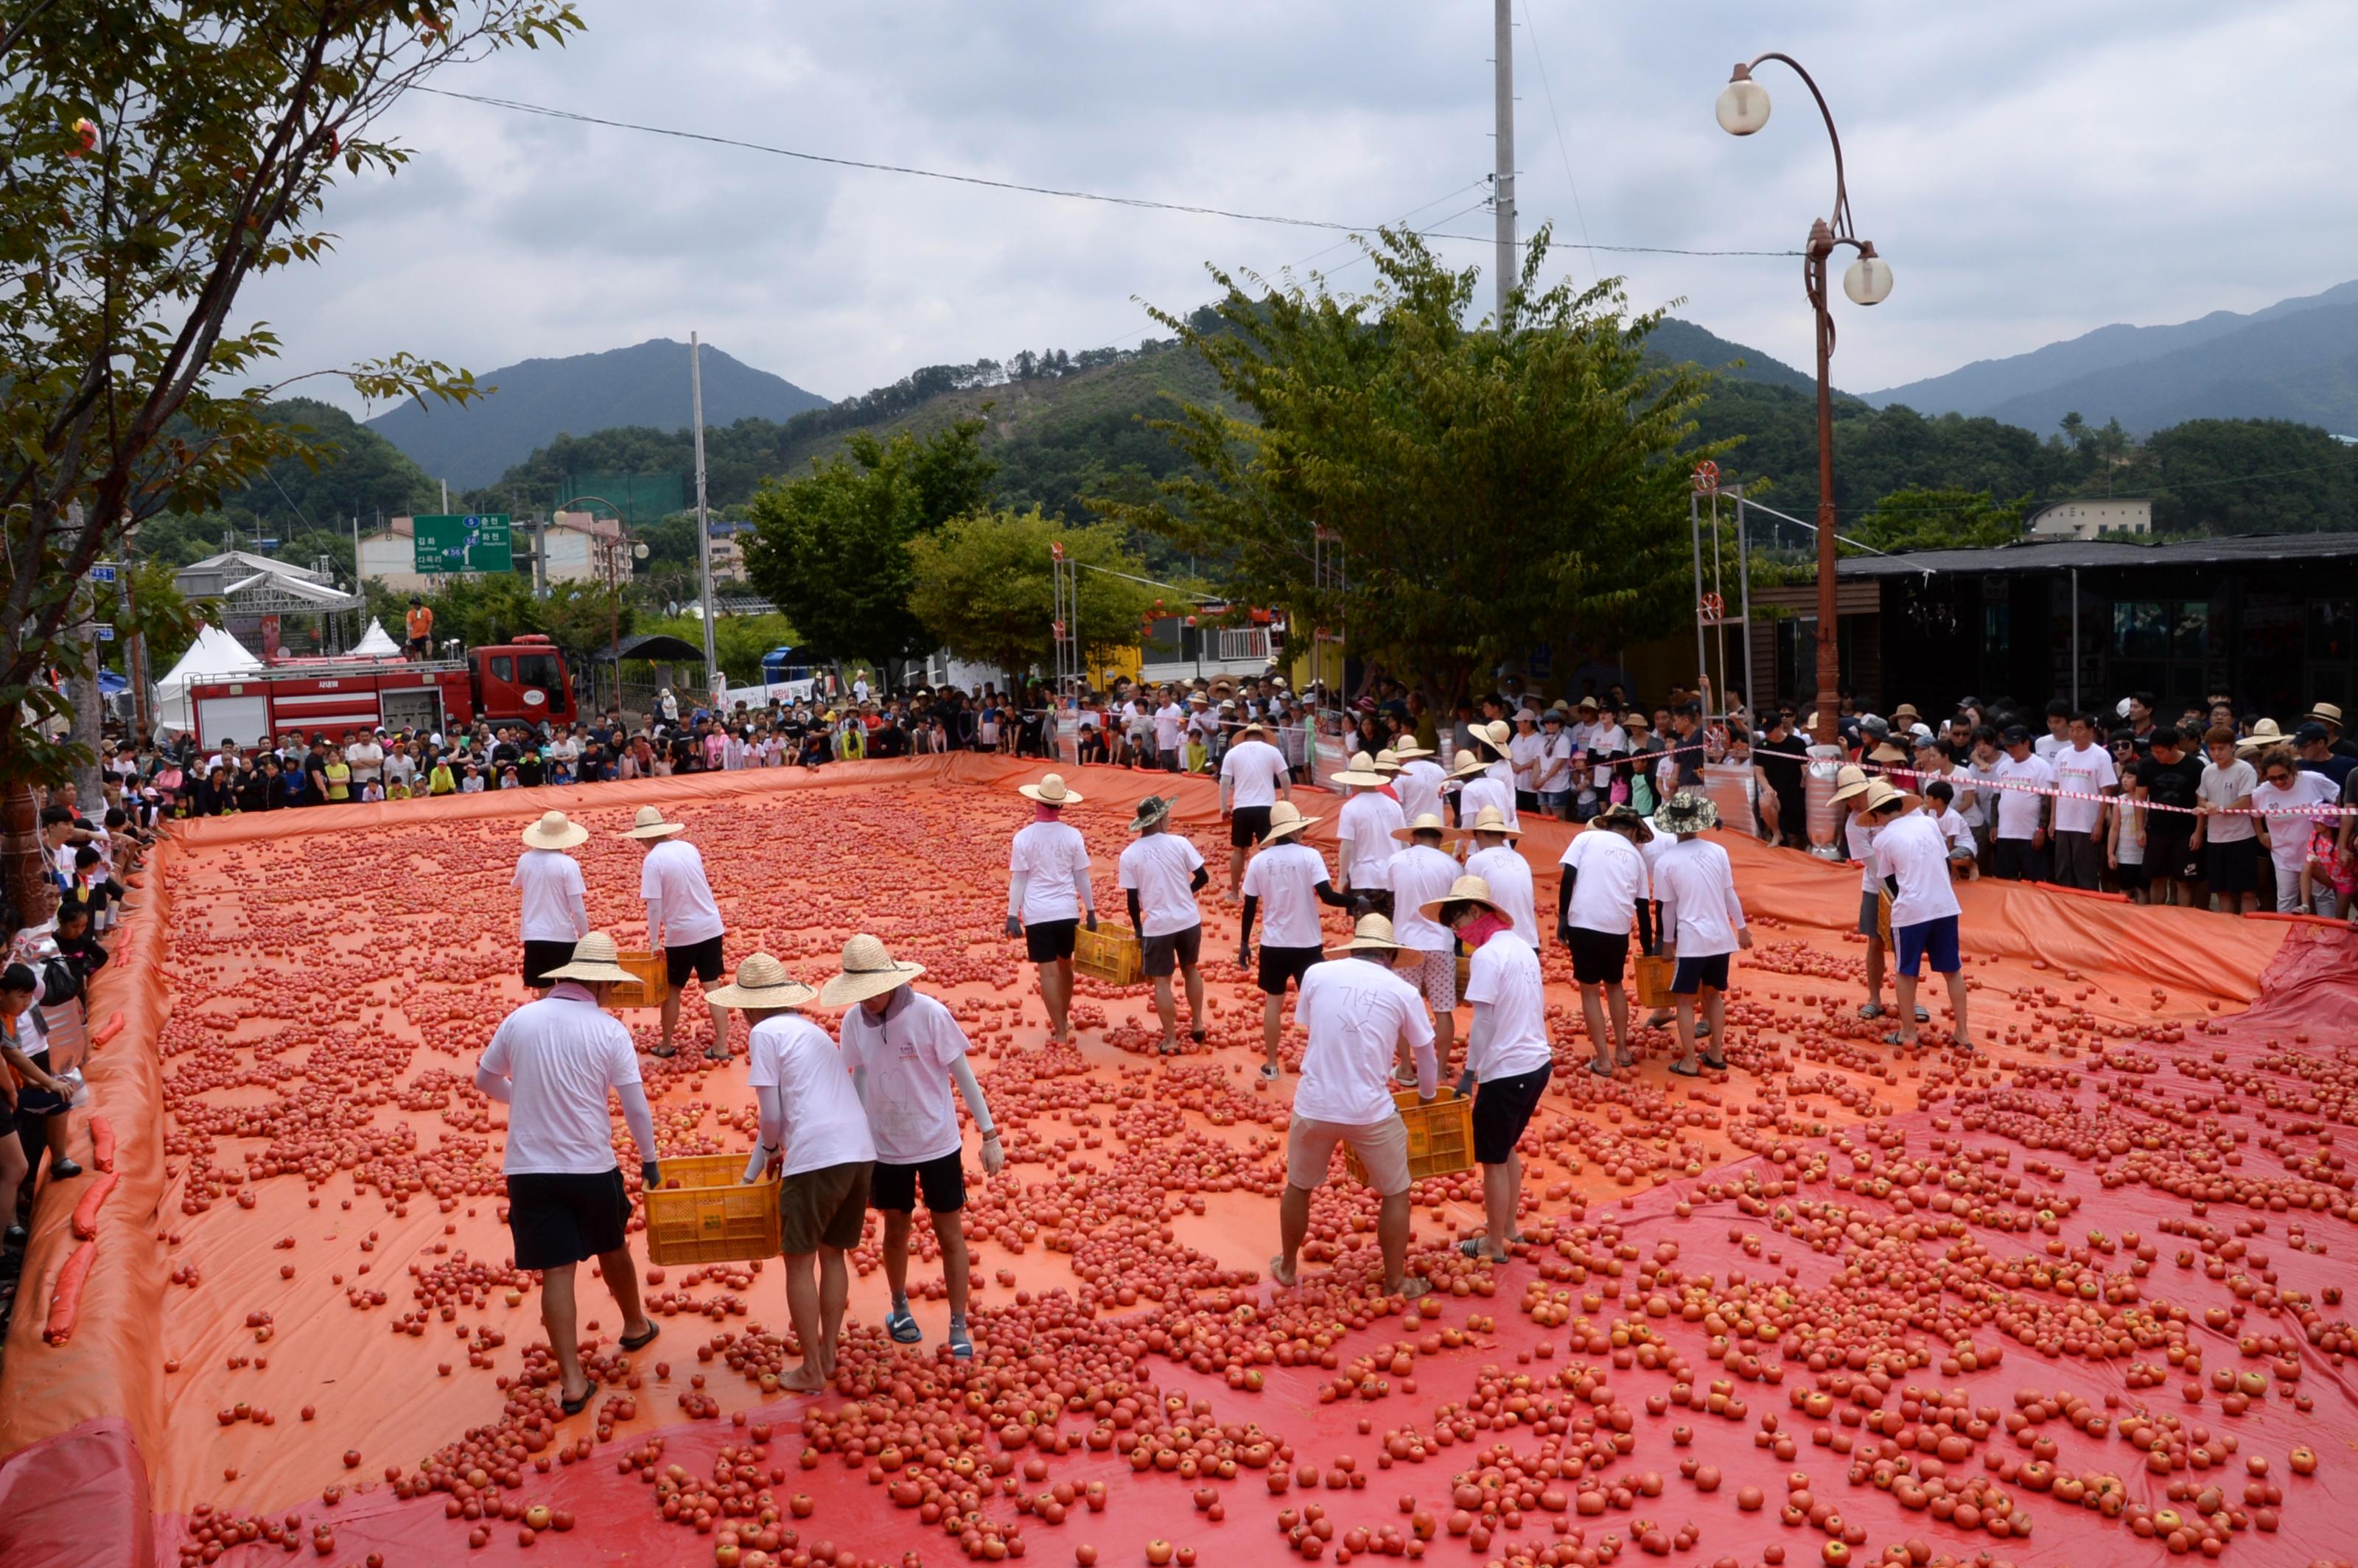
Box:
[1458,911,1511,948]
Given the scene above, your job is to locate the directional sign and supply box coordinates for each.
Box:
[88,563,117,584]
[96,625,116,641]
[412,514,514,575]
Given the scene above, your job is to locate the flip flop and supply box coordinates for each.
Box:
[1858,1001,1888,1020]
[1458,1238,1508,1261]
[703,1049,730,1063]
[648,1045,677,1058]
[560,1380,598,1417]
[1883,1031,1917,1048]
[1667,1061,1701,1077]
[619,1323,660,1352]
[1914,1007,1931,1023]
[1701,1056,1727,1071]
[1259,1063,1281,1082]
[1588,1063,1614,1078]
[1158,1040,1180,1056]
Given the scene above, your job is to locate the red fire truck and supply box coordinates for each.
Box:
[183,636,580,747]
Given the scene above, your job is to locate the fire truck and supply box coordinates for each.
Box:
[183,636,581,747]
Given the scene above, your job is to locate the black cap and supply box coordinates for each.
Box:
[2001,724,2031,743]
[2295,722,2330,744]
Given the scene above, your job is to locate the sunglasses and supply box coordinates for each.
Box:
[2265,771,2292,785]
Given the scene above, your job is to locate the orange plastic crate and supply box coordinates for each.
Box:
[1343,1088,1475,1186]
[1071,925,1144,985]
[643,1153,778,1266]
[607,950,673,1010]
[1632,953,1676,1009]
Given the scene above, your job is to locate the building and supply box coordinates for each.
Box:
[2024,498,2152,540]
[708,520,751,583]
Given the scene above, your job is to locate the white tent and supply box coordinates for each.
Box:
[153,624,262,735]
[351,618,401,657]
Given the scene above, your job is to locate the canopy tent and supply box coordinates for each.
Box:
[151,624,261,735]
[349,618,401,657]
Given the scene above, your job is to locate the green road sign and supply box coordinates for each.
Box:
[412,514,514,574]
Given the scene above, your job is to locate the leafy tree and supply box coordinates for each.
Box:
[634,612,800,686]
[741,419,996,671]
[907,508,1163,685]
[225,398,440,533]
[1847,489,2027,553]
[1100,226,1724,704]
[363,575,626,664]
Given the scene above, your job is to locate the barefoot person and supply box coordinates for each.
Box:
[723,954,871,1392]
[1237,800,1355,1081]
[515,811,590,990]
[1117,795,1210,1054]
[1557,804,1651,1076]
[1862,783,1973,1050]
[624,805,733,1061]
[1382,813,1464,1082]
[1427,875,1550,1263]
[825,934,1005,1360]
[1652,792,1752,1078]
[1217,718,1293,897]
[472,932,661,1415]
[1007,773,1096,1046]
[1273,914,1435,1301]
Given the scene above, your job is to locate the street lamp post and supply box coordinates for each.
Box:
[1716,56,1892,744]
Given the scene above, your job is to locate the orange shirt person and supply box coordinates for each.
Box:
[404,598,433,659]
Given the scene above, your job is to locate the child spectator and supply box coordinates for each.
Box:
[1920,780,1977,878]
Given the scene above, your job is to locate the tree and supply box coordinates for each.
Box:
[1,1,581,913]
[907,508,1164,685]
[741,419,996,672]
[1848,489,2029,553]
[1097,226,1726,704]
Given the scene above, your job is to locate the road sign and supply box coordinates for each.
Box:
[411,514,514,575]
[97,625,115,641]
[89,563,117,584]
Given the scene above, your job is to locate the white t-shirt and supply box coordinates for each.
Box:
[2198,758,2259,843]
[642,837,726,945]
[1117,832,1205,938]
[1465,843,1538,946]
[2255,771,2337,872]
[1221,740,1292,808]
[1459,774,1516,832]
[1382,843,1463,953]
[1242,841,1332,949]
[1993,754,2053,841]
[2034,729,2067,761]
[479,987,643,1175]
[1294,957,1434,1126]
[838,988,972,1166]
[1463,932,1550,1082]
[1010,819,1092,925]
[1396,759,1446,825]
[1535,732,1576,794]
[1560,829,1645,935]
[746,1012,876,1177]
[1875,811,1963,928]
[1654,837,1746,959]
[1337,792,1406,888]
[1962,755,2004,828]
[512,848,589,944]
[1154,704,1185,751]
[1931,806,1975,858]
[2049,742,2117,836]
[345,740,385,783]
[1847,817,1881,894]
[1508,730,1544,789]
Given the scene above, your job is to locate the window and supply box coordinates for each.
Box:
[2112,601,2168,661]
[2172,602,2208,660]
[490,656,514,682]
[2310,600,2354,662]
[516,654,561,694]
[1982,603,2011,653]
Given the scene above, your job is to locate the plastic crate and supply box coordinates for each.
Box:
[1071,925,1144,985]
[1344,1088,1475,1186]
[643,1153,779,1266]
[1632,953,1676,1009]
[607,950,673,1010]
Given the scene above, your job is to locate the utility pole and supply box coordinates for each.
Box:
[690,332,718,696]
[1493,0,1516,324]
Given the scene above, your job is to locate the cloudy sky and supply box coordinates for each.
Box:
[248,0,2357,417]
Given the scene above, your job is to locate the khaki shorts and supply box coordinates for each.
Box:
[1286,1113,1411,1197]
[780,1160,872,1255]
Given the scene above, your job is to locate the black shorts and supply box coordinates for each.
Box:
[1142,924,1202,978]
[871,1149,966,1214]
[665,934,726,986]
[505,1168,629,1270]
[522,939,576,987]
[1990,838,2049,883]
[1231,805,1273,849]
[1257,943,1322,996]
[2205,836,2259,895]
[404,637,429,658]
[1671,953,1731,995]
[1025,918,1080,963]
[1564,925,1630,987]
[1472,1065,1551,1165]
[2112,861,2150,891]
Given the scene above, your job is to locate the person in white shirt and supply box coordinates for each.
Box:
[1218,718,1295,897]
[1381,814,1465,1080]
[472,933,662,1415]
[1460,805,1536,946]
[1273,914,1436,1301]
[1007,773,1096,1045]
[1556,805,1651,1075]
[2193,727,2260,914]
[1449,745,1518,836]
[2251,746,2340,913]
[1533,710,1578,820]
[2047,714,2118,891]
[1427,875,1550,1264]
[1990,727,2054,883]
[1124,696,1155,770]
[625,805,733,1061]
[344,731,385,791]
[1652,791,1752,1077]
[1334,752,1406,897]
[720,954,873,1392]
[1393,740,1447,826]
[1237,801,1354,1080]
[1919,780,1979,876]
[822,934,1003,1360]
[1118,796,1209,1054]
[1574,696,1628,757]
[1153,693,1186,773]
[1863,785,1970,1051]
[514,811,591,989]
[1830,766,1908,1024]
[1507,711,1544,813]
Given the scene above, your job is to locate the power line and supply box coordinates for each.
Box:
[410,85,1800,258]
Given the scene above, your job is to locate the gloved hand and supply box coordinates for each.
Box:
[1004,915,1022,939]
[1455,1070,1475,1100]
[641,1159,662,1193]
[1085,911,1097,932]
[980,1133,1005,1177]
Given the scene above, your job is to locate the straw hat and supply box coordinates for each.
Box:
[1466,804,1522,839]
[1129,795,1173,832]
[1860,779,1905,813]
[1446,749,1491,781]
[520,810,589,850]
[1390,738,1434,760]
[1018,772,1084,805]
[1239,718,1267,737]
[1390,811,1454,843]
[2306,702,2344,727]
[2235,718,2288,754]
[1830,764,1872,803]
[817,933,928,1007]
[1260,800,1320,843]
[1323,912,1407,959]
[1655,791,1720,834]
[1418,873,1502,925]
[705,952,819,1009]
[1332,750,1389,788]
[1374,748,1404,775]
[1474,720,1514,757]
[1575,696,1600,713]
[622,805,687,840]
[543,931,637,985]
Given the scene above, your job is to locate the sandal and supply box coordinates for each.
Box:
[1858,1001,1888,1020]
[1883,1031,1917,1048]
[560,1380,598,1417]
[1668,1061,1701,1077]
[1588,1062,1614,1078]
[1259,1063,1281,1082]
[703,1048,731,1063]
[620,1323,660,1353]
[1189,1026,1208,1043]
[1458,1238,1509,1262]
[648,1044,677,1059]
[1701,1056,1726,1071]
[885,1309,923,1344]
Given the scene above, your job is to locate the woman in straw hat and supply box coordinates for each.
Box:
[1273,914,1435,1301]
[1651,792,1752,1078]
[718,954,873,1392]
[1237,799,1354,1081]
[1390,736,1446,827]
[1460,804,1537,945]
[1007,773,1096,1046]
[1448,726,1517,833]
[1382,813,1465,1082]
[516,811,591,990]
[1423,875,1549,1262]
[1333,751,1405,904]
[822,934,1004,1360]
[623,805,734,1061]
[1118,795,1211,1054]
[474,932,662,1416]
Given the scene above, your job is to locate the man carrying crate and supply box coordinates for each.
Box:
[1427,875,1550,1264]
[624,805,734,1061]
[1116,795,1210,1054]
[1381,813,1463,1082]
[473,932,662,1417]
[720,954,872,1393]
[1006,774,1096,1046]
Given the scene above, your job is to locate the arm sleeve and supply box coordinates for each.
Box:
[473,1064,513,1105]
[1189,864,1210,893]
[1656,873,1681,946]
[1071,847,1094,913]
[1407,1001,1438,1100]
[1007,870,1029,921]
[568,862,590,938]
[1724,876,1749,932]
[1238,894,1258,943]
[753,1083,784,1150]
[1463,1003,1496,1082]
[615,1081,657,1161]
[1557,865,1575,922]
[644,897,663,944]
[948,1054,993,1133]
